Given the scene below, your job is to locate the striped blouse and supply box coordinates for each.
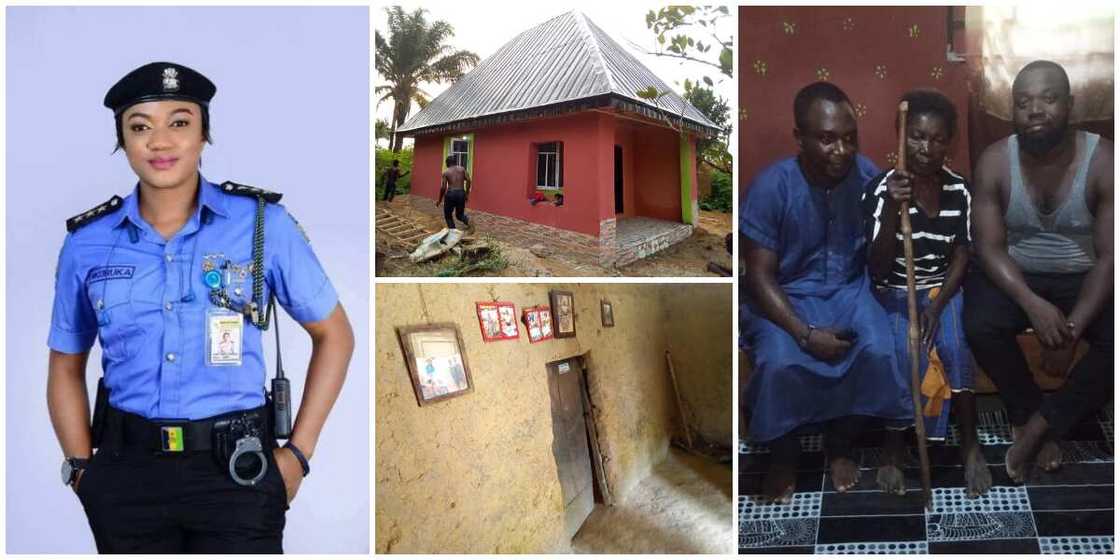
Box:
[862,167,972,289]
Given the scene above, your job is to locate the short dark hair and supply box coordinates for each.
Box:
[392,159,400,166]
[445,155,456,167]
[900,89,958,139]
[113,104,212,152]
[1014,60,1071,96]
[793,81,851,130]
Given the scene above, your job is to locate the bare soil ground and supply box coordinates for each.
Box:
[570,448,734,554]
[375,195,732,277]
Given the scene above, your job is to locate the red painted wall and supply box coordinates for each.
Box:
[739,6,972,193]
[410,111,686,237]
[633,125,684,222]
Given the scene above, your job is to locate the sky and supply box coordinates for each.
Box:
[373,2,735,147]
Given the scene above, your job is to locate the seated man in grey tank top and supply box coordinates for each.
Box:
[966,60,1113,483]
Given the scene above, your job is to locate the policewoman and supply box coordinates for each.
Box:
[46,62,355,553]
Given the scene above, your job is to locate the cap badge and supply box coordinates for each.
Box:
[162,67,180,92]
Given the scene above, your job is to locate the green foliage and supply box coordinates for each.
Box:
[683,80,732,173]
[636,86,665,101]
[435,236,509,276]
[375,7,480,152]
[375,147,413,198]
[375,119,392,145]
[645,5,732,85]
[699,169,732,212]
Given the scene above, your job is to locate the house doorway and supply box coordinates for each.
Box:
[546,355,609,541]
[614,145,624,214]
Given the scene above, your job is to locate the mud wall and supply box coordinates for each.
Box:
[662,284,734,447]
[376,283,727,553]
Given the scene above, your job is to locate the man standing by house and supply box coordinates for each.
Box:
[380,159,409,202]
[965,60,1113,483]
[437,155,473,231]
[740,82,911,504]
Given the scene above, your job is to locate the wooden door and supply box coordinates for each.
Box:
[547,358,595,540]
[614,145,624,214]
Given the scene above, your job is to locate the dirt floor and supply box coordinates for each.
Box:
[375,194,732,277]
[570,448,734,554]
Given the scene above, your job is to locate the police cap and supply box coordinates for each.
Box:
[103,62,216,115]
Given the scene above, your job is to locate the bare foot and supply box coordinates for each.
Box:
[830,457,860,492]
[878,428,908,496]
[962,443,992,498]
[1012,424,1063,473]
[1036,439,1063,472]
[1006,414,1050,483]
[762,463,796,504]
[876,464,906,496]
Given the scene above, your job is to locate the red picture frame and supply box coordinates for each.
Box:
[476,301,519,342]
[523,305,554,343]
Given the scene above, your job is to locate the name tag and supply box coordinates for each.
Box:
[88,266,135,283]
[207,308,243,366]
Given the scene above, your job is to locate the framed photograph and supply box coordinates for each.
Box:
[601,299,614,327]
[523,306,553,343]
[396,324,474,406]
[550,290,576,338]
[538,307,554,339]
[476,301,519,342]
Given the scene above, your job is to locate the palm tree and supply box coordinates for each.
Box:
[375,7,479,152]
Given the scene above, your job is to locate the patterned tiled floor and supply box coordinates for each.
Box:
[739,399,1114,554]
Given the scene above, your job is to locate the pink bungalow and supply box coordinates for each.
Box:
[396,11,720,266]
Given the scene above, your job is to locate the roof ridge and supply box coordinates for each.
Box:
[396,9,719,134]
[571,11,616,94]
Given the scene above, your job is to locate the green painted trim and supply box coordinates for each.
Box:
[443,134,476,190]
[464,133,475,179]
[679,135,695,225]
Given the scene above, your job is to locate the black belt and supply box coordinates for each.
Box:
[104,405,270,453]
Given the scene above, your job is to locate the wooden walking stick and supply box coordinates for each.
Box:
[896,101,933,509]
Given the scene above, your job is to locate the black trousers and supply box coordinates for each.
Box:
[963,266,1113,437]
[76,446,288,553]
[382,181,398,201]
[443,189,469,229]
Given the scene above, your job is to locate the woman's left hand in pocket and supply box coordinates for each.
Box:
[273,447,303,504]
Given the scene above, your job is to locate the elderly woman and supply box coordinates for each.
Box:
[863,89,992,498]
[47,61,354,553]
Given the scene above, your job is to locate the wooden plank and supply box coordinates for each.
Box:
[665,350,693,449]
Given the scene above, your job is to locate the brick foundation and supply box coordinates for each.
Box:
[598,218,618,267]
[613,222,693,267]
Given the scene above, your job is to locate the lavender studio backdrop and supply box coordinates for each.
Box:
[5,7,369,553]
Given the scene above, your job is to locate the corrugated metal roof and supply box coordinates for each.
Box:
[396,11,719,135]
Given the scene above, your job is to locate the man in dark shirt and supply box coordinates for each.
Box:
[380,159,409,202]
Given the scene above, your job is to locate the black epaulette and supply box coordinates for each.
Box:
[220,181,283,203]
[66,195,124,232]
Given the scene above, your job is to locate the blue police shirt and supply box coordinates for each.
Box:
[48,177,339,420]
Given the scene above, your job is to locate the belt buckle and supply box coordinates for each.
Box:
[161,425,185,452]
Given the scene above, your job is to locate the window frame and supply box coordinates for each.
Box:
[450,138,470,168]
[534,141,563,191]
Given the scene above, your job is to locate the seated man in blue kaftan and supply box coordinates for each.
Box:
[740,82,911,504]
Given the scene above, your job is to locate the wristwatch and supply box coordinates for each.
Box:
[61,457,90,486]
[798,324,817,349]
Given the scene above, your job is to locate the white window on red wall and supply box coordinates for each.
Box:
[536,141,563,190]
[451,138,470,168]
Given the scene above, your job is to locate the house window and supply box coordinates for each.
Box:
[536,141,563,190]
[450,138,470,168]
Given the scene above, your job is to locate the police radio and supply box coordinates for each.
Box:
[238,193,293,440]
[269,299,292,439]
